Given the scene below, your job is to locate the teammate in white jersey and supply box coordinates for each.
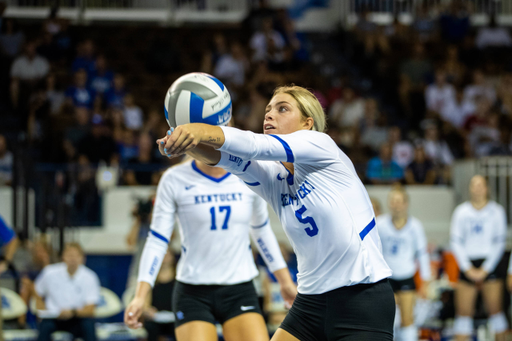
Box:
[377,187,431,341]
[450,175,508,341]
[124,158,296,341]
[156,85,395,341]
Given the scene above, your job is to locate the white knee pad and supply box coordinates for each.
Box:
[399,325,418,341]
[489,312,508,334]
[453,316,473,335]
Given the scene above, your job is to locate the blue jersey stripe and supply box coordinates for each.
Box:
[251,219,269,229]
[270,135,294,163]
[359,218,376,241]
[151,230,169,244]
[244,181,260,186]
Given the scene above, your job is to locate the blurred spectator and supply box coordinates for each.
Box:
[405,145,436,185]
[464,97,492,132]
[65,69,95,109]
[74,156,101,225]
[45,74,65,115]
[422,124,453,183]
[439,1,470,44]
[440,87,475,129]
[35,243,100,341]
[0,18,25,58]
[214,42,249,88]
[250,16,285,62]
[329,87,365,129]
[77,117,117,165]
[88,54,113,95]
[370,197,382,217]
[126,133,160,185]
[72,39,96,74]
[463,69,496,106]
[359,98,389,152]
[475,15,512,50]
[489,123,512,155]
[42,8,62,36]
[0,214,18,339]
[366,143,404,185]
[388,126,414,169]
[399,43,432,120]
[143,249,176,341]
[0,134,12,186]
[104,74,126,108]
[10,41,50,109]
[497,73,512,116]
[118,129,138,163]
[412,4,436,42]
[65,107,91,147]
[468,112,501,157]
[123,94,143,130]
[442,45,466,86]
[425,69,455,115]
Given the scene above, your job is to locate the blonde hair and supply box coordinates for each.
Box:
[388,185,409,203]
[273,85,327,133]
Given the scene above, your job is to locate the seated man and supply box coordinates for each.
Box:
[35,243,100,341]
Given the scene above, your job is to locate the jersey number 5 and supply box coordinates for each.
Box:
[210,206,231,230]
[295,205,318,237]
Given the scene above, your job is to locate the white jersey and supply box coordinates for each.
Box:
[377,214,431,281]
[216,127,392,295]
[450,201,507,273]
[138,160,286,286]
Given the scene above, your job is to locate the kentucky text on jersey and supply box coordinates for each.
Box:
[281,180,315,207]
[194,193,243,204]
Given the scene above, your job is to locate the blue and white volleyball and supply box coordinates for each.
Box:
[164,72,231,128]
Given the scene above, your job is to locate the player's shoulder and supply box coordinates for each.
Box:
[41,262,67,276]
[288,130,334,144]
[453,201,472,214]
[160,159,193,181]
[487,200,506,213]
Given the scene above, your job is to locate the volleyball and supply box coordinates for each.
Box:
[164,72,232,128]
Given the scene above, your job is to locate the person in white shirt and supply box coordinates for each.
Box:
[425,69,456,115]
[122,94,144,130]
[10,41,50,109]
[214,42,249,88]
[149,85,395,341]
[450,175,508,341]
[329,87,365,129]
[463,70,496,106]
[250,17,285,63]
[125,154,295,341]
[440,87,475,128]
[377,187,431,341]
[35,243,100,341]
[475,15,512,49]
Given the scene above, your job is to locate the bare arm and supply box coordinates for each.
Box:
[4,236,18,262]
[76,304,95,318]
[124,281,152,329]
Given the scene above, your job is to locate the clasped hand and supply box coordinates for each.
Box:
[156,124,203,158]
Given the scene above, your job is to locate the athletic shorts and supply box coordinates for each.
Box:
[280,279,395,341]
[389,276,416,293]
[459,258,501,284]
[172,280,262,328]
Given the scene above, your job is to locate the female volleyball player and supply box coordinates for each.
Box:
[124,155,296,341]
[152,85,395,340]
[450,175,507,341]
[377,187,431,341]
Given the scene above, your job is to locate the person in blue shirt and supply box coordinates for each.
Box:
[65,69,95,109]
[0,214,18,341]
[88,54,113,95]
[367,142,404,184]
[71,39,96,74]
[104,74,126,108]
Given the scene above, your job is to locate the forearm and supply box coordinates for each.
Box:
[76,305,95,318]
[4,237,18,262]
[187,144,221,165]
[273,268,294,286]
[134,281,152,300]
[450,240,472,272]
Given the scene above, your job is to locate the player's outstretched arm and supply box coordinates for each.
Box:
[124,281,152,329]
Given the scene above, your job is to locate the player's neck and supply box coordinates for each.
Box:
[391,216,408,229]
[195,160,228,177]
[471,198,488,210]
[282,162,294,175]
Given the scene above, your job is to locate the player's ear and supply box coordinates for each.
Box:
[302,117,314,130]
